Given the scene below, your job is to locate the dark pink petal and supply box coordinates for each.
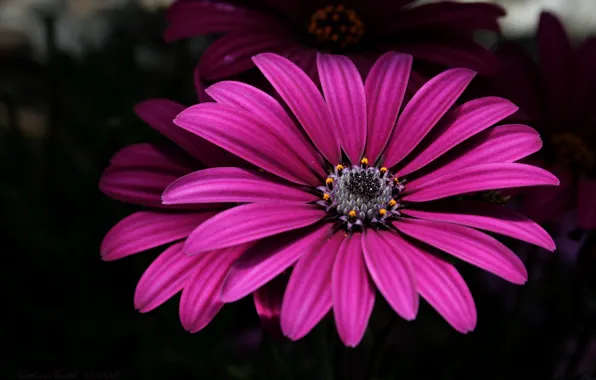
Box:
[285,46,319,82]
[253,53,341,163]
[362,230,418,320]
[179,244,249,333]
[100,211,216,261]
[382,68,476,168]
[254,275,286,338]
[134,242,198,312]
[205,81,325,176]
[394,218,527,284]
[573,38,596,118]
[404,163,560,202]
[199,33,297,81]
[175,102,320,185]
[317,54,366,164]
[538,12,573,124]
[519,165,574,223]
[380,2,504,33]
[164,1,283,41]
[403,201,555,251]
[332,234,375,347]
[163,167,317,205]
[578,176,596,230]
[135,99,242,168]
[388,233,476,333]
[418,124,543,184]
[364,52,412,163]
[220,224,333,302]
[398,97,518,176]
[184,203,327,254]
[281,231,345,340]
[99,143,192,208]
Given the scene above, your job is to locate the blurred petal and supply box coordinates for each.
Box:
[254,275,287,338]
[519,165,574,223]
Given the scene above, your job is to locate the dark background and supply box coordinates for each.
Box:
[2,2,595,379]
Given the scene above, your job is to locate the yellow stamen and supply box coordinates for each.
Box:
[348,210,357,218]
[360,157,369,165]
[388,199,397,207]
[323,193,331,201]
[393,176,400,183]
[326,177,334,185]
[380,167,387,174]
[379,209,387,216]
[336,164,344,171]
[331,34,339,41]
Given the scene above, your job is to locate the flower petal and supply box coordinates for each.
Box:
[362,229,418,320]
[179,244,249,333]
[281,231,345,340]
[398,97,518,176]
[364,52,412,164]
[332,234,375,347]
[100,211,216,261]
[389,233,476,333]
[253,53,341,163]
[184,203,327,255]
[403,201,555,251]
[162,167,317,205]
[317,54,366,164]
[519,165,574,224]
[382,68,476,168]
[254,275,286,338]
[404,163,560,202]
[393,218,528,284]
[134,242,198,312]
[175,102,320,185]
[416,124,543,184]
[205,80,325,176]
[578,175,596,230]
[221,224,333,302]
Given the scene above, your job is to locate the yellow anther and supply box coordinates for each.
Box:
[379,208,387,216]
[389,199,397,207]
[393,176,400,183]
[380,167,387,174]
[348,210,357,218]
[326,177,334,185]
[323,193,331,201]
[336,164,344,171]
[331,34,339,41]
[360,157,369,165]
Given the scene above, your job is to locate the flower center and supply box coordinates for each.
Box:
[317,159,404,230]
[550,132,595,171]
[308,4,365,50]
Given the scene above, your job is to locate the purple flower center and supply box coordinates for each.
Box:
[308,4,365,50]
[317,159,404,230]
[551,132,595,171]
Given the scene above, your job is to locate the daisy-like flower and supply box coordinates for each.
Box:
[488,11,596,230]
[165,52,558,346]
[165,0,505,83]
[99,99,283,334]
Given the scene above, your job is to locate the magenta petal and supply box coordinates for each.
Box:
[253,53,341,163]
[520,165,574,223]
[163,167,317,205]
[390,233,476,333]
[205,81,325,176]
[578,176,596,230]
[100,211,216,261]
[394,218,528,284]
[364,52,412,163]
[332,234,375,347]
[404,163,560,202]
[99,143,192,208]
[281,231,345,340]
[179,244,249,333]
[382,68,476,168]
[134,242,198,312]
[418,124,543,184]
[221,224,333,302]
[403,201,555,251]
[184,203,327,255]
[362,230,418,320]
[398,97,518,176]
[175,102,320,185]
[254,276,286,338]
[317,54,366,164]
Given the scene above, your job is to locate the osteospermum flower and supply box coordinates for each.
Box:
[99,99,283,333]
[165,0,504,83]
[487,11,596,230]
[165,52,559,346]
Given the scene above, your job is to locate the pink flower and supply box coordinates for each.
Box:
[165,0,505,84]
[99,99,283,334]
[166,52,558,346]
[488,12,596,230]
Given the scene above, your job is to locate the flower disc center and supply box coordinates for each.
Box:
[308,4,365,49]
